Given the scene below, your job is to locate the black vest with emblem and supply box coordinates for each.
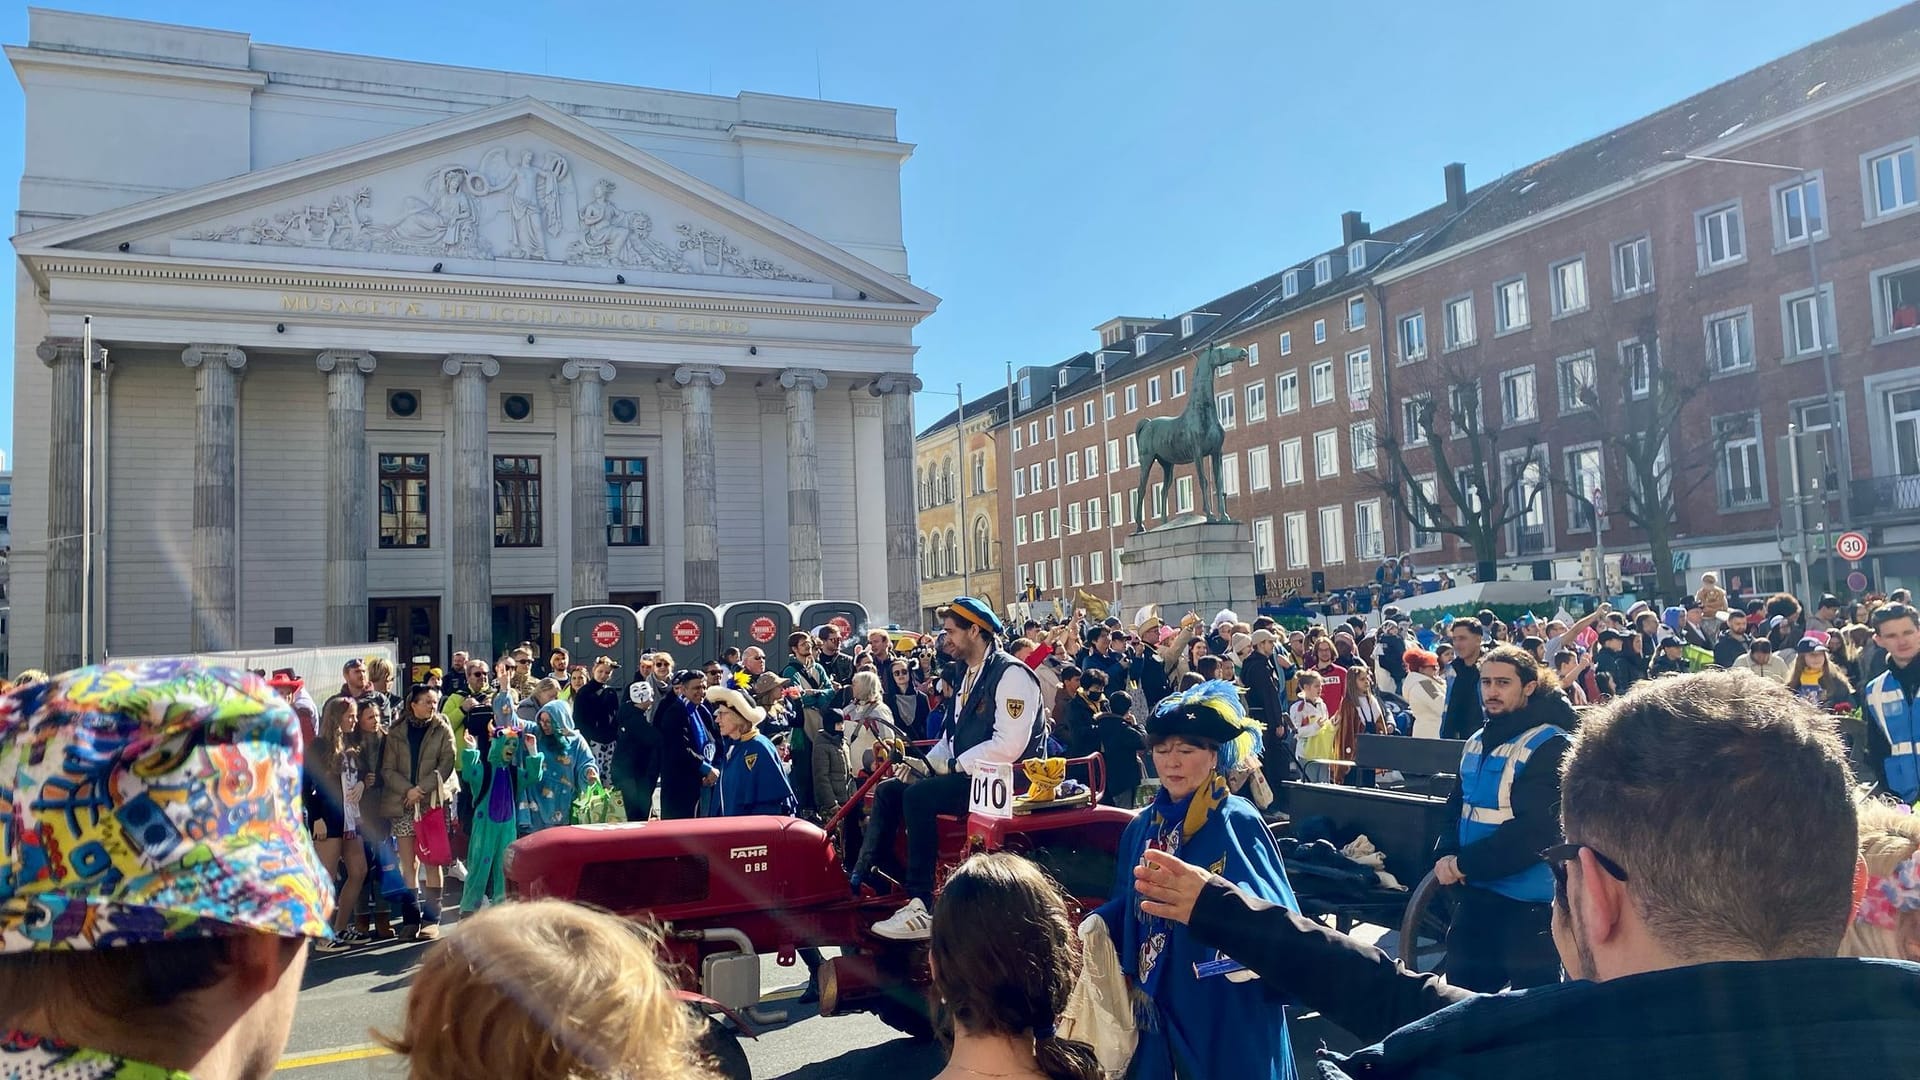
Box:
[951,649,1046,764]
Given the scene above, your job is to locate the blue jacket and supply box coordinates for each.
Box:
[719,732,796,816]
[528,700,598,829]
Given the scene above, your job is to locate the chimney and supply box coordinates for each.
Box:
[1340,210,1370,245]
[1444,162,1467,212]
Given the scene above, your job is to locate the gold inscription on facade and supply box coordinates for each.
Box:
[277,293,750,335]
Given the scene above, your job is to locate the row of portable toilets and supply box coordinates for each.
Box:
[552,600,871,679]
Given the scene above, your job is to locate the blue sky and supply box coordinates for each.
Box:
[0,0,1902,458]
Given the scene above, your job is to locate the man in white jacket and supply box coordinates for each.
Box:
[1732,637,1790,683]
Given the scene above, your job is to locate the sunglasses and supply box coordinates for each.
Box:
[1541,842,1629,893]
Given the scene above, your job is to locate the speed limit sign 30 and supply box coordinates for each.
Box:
[1836,531,1869,561]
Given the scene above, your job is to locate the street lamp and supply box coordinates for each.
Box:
[1658,150,1852,535]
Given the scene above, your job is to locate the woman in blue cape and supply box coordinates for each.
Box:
[1093,679,1298,1080]
[707,684,798,817]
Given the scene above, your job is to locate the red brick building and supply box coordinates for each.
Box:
[997,5,1920,613]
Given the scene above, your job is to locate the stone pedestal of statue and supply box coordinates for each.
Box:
[1121,517,1256,621]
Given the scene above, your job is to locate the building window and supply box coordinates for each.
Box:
[1104,392,1116,420]
[1714,411,1767,509]
[1252,516,1276,572]
[1127,433,1140,466]
[1015,517,1027,545]
[1398,311,1427,363]
[1090,549,1105,583]
[377,453,430,549]
[1245,382,1267,423]
[1031,511,1045,541]
[1148,377,1162,405]
[1314,429,1340,478]
[1221,453,1241,497]
[1782,285,1837,359]
[605,457,650,547]
[1707,308,1756,374]
[1346,349,1372,400]
[1403,394,1434,445]
[973,453,987,495]
[1313,319,1328,344]
[1411,474,1441,550]
[1277,370,1300,413]
[1112,491,1127,525]
[1071,555,1084,587]
[1047,459,1058,488]
[1355,499,1384,560]
[1551,257,1588,315]
[1066,454,1080,484]
[1248,342,1261,367]
[1613,235,1654,296]
[1029,463,1042,491]
[1284,512,1309,568]
[1774,173,1826,247]
[1310,361,1335,405]
[1556,352,1595,414]
[1621,339,1653,399]
[1012,426,1023,452]
[1180,314,1196,338]
[1028,420,1038,445]
[1280,437,1304,485]
[1565,445,1602,532]
[1280,331,1292,355]
[1106,439,1120,472]
[1013,471,1026,498]
[1088,497,1103,530]
[1049,507,1060,537]
[1064,409,1077,434]
[1170,367,1187,398]
[1124,386,1138,413]
[1175,476,1195,514]
[1449,382,1482,438]
[1085,446,1099,478]
[492,455,542,548]
[1045,416,1056,441]
[1217,391,1236,429]
[1494,276,1530,333]
[975,517,991,570]
[1455,465,1485,519]
[1866,143,1918,219]
[1696,202,1745,270]
[1444,295,1476,349]
[1067,503,1081,534]
[1351,420,1377,471]
[1249,446,1273,491]
[1314,256,1333,286]
[1875,263,1920,338]
[1283,269,1300,298]
[1318,505,1346,564]
[1346,295,1367,331]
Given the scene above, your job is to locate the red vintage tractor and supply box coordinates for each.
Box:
[505,753,1134,1076]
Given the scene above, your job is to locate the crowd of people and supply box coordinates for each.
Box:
[2,573,1918,1079]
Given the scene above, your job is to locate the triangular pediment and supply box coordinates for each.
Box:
[18,98,933,308]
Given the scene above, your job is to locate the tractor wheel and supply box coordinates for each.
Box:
[1396,869,1454,973]
[694,1012,752,1080]
[868,985,935,1040]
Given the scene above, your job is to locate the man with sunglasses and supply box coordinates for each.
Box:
[1128,670,1920,1077]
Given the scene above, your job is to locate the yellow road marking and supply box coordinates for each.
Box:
[276,1043,392,1071]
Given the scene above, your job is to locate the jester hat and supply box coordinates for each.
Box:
[1147,679,1261,775]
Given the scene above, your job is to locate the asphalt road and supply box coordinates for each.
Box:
[277,931,942,1080]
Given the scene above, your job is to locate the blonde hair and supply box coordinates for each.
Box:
[851,669,882,705]
[379,900,720,1080]
[1841,802,1920,960]
[534,676,564,698]
[367,656,395,684]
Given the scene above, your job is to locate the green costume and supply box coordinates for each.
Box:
[459,729,544,912]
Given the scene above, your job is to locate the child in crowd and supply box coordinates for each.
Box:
[1291,670,1334,782]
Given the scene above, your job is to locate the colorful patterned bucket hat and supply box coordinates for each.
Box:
[0,659,335,951]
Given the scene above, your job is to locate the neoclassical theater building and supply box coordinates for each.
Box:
[9,10,936,672]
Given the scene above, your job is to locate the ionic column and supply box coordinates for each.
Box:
[444,355,499,660]
[182,344,246,652]
[318,351,376,645]
[673,365,725,604]
[870,373,924,624]
[36,337,94,671]
[565,359,616,607]
[780,368,830,602]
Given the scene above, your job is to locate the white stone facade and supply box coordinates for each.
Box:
[9,10,935,670]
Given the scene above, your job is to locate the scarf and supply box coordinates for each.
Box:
[1136,773,1228,994]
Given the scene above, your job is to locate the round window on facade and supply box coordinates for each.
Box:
[502,393,533,422]
[387,390,420,419]
[610,396,639,425]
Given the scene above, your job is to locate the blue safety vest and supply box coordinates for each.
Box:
[1863,671,1920,805]
[1457,723,1564,903]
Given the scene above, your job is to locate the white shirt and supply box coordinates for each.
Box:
[934,656,1046,774]
[1403,671,1446,739]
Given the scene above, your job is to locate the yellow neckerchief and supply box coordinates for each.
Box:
[1153,770,1229,845]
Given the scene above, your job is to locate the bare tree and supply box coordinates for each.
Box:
[1367,353,1548,584]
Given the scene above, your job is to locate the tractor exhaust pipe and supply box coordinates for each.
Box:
[691,928,790,1026]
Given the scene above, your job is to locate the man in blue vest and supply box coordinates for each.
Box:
[1862,601,1920,806]
[865,597,1046,940]
[1432,643,1576,991]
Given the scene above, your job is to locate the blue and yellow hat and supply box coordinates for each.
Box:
[0,659,336,952]
[944,596,1005,636]
[1148,679,1262,774]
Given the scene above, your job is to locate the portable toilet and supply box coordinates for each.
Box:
[639,603,719,671]
[553,605,642,686]
[793,600,870,644]
[716,600,795,659]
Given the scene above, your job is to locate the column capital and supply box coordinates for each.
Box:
[36,337,106,367]
[442,354,500,379]
[561,359,616,383]
[182,343,247,371]
[778,368,830,392]
[673,364,726,388]
[316,350,377,375]
[868,372,923,396]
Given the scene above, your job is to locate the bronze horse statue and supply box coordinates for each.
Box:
[1132,343,1248,532]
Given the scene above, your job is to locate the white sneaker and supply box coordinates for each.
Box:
[445,859,468,883]
[870,897,933,941]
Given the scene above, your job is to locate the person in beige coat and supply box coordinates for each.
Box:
[382,683,460,935]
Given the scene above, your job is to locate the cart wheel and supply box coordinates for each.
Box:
[1396,869,1454,973]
